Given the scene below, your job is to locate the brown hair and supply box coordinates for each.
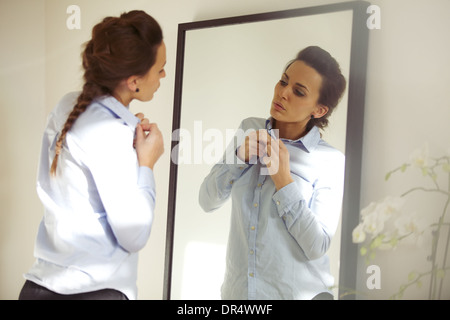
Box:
[50,10,163,175]
[285,46,346,131]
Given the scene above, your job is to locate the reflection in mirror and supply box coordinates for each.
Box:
[165,2,369,300]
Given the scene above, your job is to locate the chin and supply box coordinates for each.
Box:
[141,94,155,102]
[270,108,284,121]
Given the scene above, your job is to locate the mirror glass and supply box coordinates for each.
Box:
[167,5,361,300]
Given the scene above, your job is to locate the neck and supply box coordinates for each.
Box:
[113,87,133,107]
[273,119,309,140]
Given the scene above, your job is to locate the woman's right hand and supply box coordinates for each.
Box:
[236,129,268,163]
[135,123,164,170]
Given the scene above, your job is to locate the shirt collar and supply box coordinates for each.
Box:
[265,117,320,153]
[95,95,140,130]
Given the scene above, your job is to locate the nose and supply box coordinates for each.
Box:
[278,84,289,100]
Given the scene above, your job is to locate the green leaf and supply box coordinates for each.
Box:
[390,237,398,247]
[385,172,391,181]
[360,246,367,256]
[370,235,385,249]
[408,272,416,281]
[401,163,408,172]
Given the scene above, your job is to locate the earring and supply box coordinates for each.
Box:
[310,115,314,119]
[135,88,140,93]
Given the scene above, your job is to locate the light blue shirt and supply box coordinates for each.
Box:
[199,117,345,300]
[24,92,156,300]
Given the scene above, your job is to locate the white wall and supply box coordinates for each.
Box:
[0,0,46,300]
[357,0,450,299]
[1,0,449,300]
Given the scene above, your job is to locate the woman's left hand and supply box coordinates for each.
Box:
[260,133,294,190]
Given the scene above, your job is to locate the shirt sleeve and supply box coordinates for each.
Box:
[272,152,345,261]
[75,119,156,253]
[199,161,249,212]
[199,120,251,212]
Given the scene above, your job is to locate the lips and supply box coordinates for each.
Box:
[273,101,285,111]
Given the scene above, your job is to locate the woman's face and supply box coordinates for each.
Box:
[137,41,167,101]
[270,60,328,126]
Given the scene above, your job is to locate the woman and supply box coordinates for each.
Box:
[199,46,346,300]
[19,10,166,300]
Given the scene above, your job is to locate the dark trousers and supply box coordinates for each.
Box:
[18,280,128,300]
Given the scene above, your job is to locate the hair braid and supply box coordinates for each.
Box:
[50,83,106,175]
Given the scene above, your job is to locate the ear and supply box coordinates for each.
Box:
[312,104,329,119]
[125,75,140,93]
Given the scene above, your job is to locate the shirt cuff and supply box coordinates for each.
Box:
[272,182,305,222]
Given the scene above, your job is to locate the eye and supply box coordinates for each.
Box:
[294,89,305,97]
[279,79,288,86]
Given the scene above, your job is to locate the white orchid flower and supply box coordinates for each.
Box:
[409,143,430,169]
[352,223,366,243]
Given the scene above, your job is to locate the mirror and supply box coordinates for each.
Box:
[164,1,369,299]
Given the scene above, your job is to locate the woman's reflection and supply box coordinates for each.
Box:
[199,46,346,300]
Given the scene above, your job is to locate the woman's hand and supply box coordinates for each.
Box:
[135,112,149,125]
[262,137,294,190]
[135,122,164,170]
[236,129,267,163]
[237,130,293,190]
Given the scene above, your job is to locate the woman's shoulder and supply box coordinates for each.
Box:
[43,92,80,135]
[317,138,345,161]
[50,91,80,121]
[70,95,134,144]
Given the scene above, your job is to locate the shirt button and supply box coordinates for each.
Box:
[249,249,254,255]
[276,200,280,205]
[229,180,233,185]
[250,226,255,231]
[253,203,258,208]
[249,273,254,277]
[257,183,262,188]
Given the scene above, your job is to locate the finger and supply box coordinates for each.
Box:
[146,124,163,139]
[135,112,145,121]
[255,131,272,156]
[267,137,280,159]
[140,118,150,125]
[135,124,145,143]
[256,129,269,145]
[247,131,258,146]
[261,156,272,169]
[246,134,258,152]
[265,133,272,157]
[258,141,266,157]
[139,122,157,132]
[276,138,285,150]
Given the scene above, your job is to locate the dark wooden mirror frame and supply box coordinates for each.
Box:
[163,1,370,300]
